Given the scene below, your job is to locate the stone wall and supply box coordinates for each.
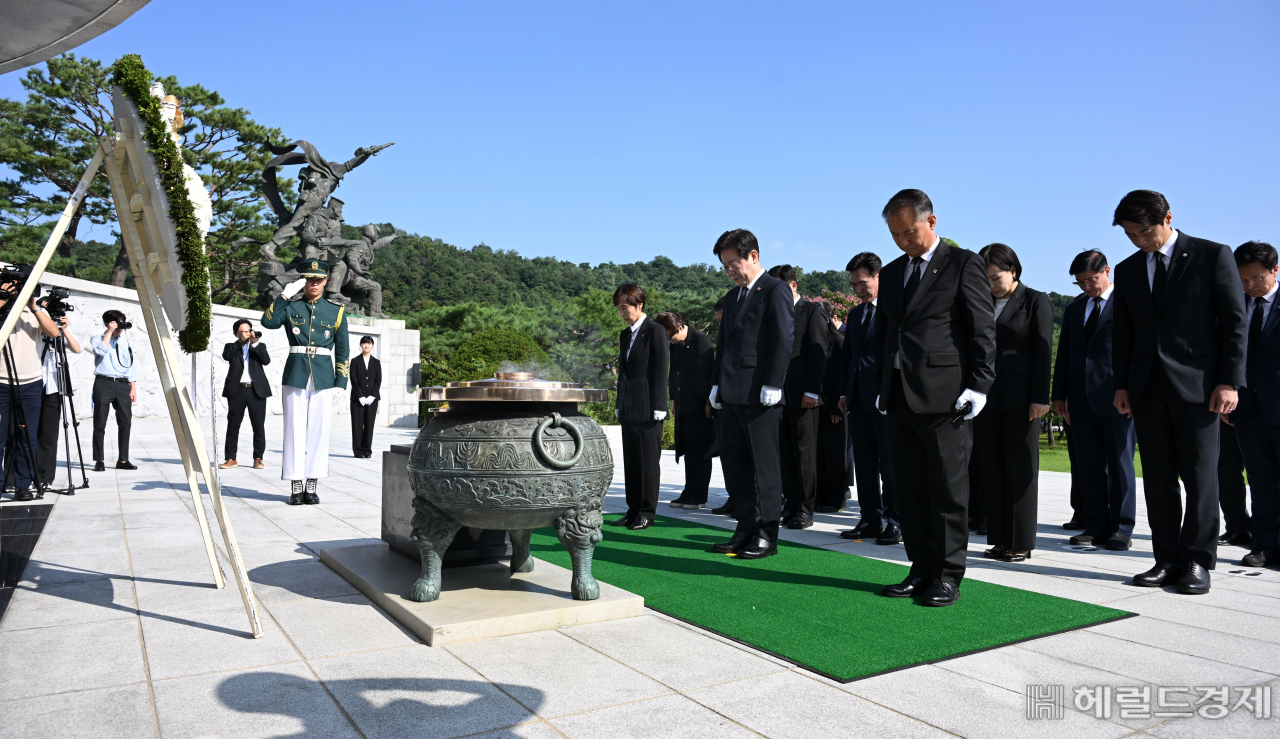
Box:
[36,273,421,427]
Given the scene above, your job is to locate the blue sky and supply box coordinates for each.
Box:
[3,0,1278,293]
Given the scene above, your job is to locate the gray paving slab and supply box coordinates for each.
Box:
[266,593,418,659]
[466,723,565,739]
[1144,698,1280,739]
[0,577,137,631]
[550,693,761,739]
[1086,615,1280,676]
[309,644,534,739]
[1101,591,1280,644]
[19,548,133,585]
[151,662,361,739]
[0,618,147,700]
[447,630,671,718]
[687,669,949,739]
[0,683,155,739]
[561,614,786,691]
[139,603,300,680]
[247,558,363,604]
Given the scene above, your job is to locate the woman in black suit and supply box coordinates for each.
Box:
[611,283,669,530]
[653,311,715,509]
[976,244,1053,562]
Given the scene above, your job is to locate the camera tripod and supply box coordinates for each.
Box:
[46,333,89,495]
[0,341,40,499]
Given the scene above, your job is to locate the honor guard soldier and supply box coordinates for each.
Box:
[261,261,350,505]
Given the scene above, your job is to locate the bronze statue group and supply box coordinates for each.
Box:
[609,188,1279,606]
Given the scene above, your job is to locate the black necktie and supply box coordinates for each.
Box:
[1083,297,1100,344]
[1151,253,1167,303]
[1248,297,1265,382]
[860,303,873,341]
[903,257,923,307]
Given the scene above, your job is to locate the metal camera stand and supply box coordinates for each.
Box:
[48,332,89,495]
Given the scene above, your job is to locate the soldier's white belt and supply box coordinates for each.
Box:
[290,346,333,356]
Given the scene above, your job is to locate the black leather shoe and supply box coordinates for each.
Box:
[627,516,652,530]
[875,524,902,545]
[1068,533,1095,545]
[815,505,840,514]
[998,550,1032,562]
[1062,519,1086,531]
[92,461,106,472]
[14,488,34,502]
[1242,548,1270,568]
[882,575,924,598]
[304,479,319,505]
[840,522,882,540]
[711,530,752,554]
[921,581,960,607]
[711,504,735,516]
[786,515,813,530]
[668,496,691,508]
[287,493,305,506]
[1218,531,1253,547]
[1133,563,1174,587]
[1104,533,1132,551]
[735,537,778,559]
[780,508,799,526]
[608,514,636,527]
[1176,562,1211,595]
[115,461,137,470]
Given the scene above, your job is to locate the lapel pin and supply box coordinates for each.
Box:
[932,269,938,273]
[1182,253,1188,257]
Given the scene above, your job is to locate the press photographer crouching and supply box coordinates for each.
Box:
[36,288,84,494]
[91,309,137,471]
[0,269,63,501]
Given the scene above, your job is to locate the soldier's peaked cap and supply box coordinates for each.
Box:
[299,261,330,278]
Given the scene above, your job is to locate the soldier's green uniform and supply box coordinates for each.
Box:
[260,261,350,501]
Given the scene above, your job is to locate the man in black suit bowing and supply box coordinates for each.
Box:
[1111,190,1247,594]
[709,229,795,559]
[768,264,829,530]
[1228,241,1280,569]
[612,283,669,530]
[221,320,272,469]
[874,190,996,606]
[1051,251,1137,552]
[838,252,901,545]
[350,336,382,458]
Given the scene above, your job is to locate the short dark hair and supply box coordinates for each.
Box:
[233,319,252,333]
[713,298,724,313]
[612,283,646,308]
[1069,250,1108,276]
[979,243,1022,279]
[103,309,126,326]
[845,252,882,276]
[767,264,797,283]
[1235,241,1279,271]
[652,312,686,334]
[360,335,374,346]
[713,229,759,261]
[881,189,933,222]
[1112,190,1170,227]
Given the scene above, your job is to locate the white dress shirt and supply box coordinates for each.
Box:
[625,314,646,360]
[1082,284,1114,325]
[1147,230,1179,290]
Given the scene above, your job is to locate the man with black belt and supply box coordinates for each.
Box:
[839,252,901,544]
[1111,190,1247,595]
[874,190,996,607]
[220,320,271,470]
[350,335,382,458]
[709,229,795,559]
[769,264,829,530]
[1228,241,1280,569]
[1051,250,1137,552]
[90,310,137,471]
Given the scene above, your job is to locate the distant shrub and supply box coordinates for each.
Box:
[451,328,552,381]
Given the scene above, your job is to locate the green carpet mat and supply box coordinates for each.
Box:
[530,514,1134,682]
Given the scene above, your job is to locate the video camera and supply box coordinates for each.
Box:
[38,287,75,319]
[0,263,36,302]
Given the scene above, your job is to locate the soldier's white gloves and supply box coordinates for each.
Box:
[654,411,667,421]
[709,386,722,410]
[760,386,782,406]
[955,388,987,420]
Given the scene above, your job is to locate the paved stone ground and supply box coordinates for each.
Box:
[0,416,1276,738]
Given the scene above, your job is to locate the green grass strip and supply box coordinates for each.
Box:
[530,514,1133,682]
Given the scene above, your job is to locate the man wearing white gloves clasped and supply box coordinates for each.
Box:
[708,229,796,560]
[873,190,997,607]
[349,335,382,459]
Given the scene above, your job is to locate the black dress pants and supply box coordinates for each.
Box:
[779,404,819,518]
[974,411,1040,552]
[815,411,850,510]
[1069,403,1137,539]
[1217,419,1251,538]
[225,385,268,461]
[621,419,662,518]
[848,404,898,528]
[1065,423,1082,520]
[351,399,378,456]
[36,391,63,486]
[0,380,43,491]
[1132,368,1221,569]
[91,376,131,463]
[1235,404,1280,549]
[720,402,784,543]
[886,372,971,585]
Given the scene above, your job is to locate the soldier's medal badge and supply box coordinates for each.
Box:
[292,327,301,335]
[324,329,330,338]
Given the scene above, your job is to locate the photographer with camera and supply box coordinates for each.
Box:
[91,309,138,471]
[220,320,271,470]
[36,289,82,493]
[0,270,62,500]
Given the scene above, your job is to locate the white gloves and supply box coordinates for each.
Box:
[614,409,620,418]
[359,396,374,406]
[654,411,667,421]
[760,386,782,406]
[709,386,721,410]
[955,388,987,420]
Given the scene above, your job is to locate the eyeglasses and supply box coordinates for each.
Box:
[849,281,872,289]
[1242,274,1271,286]
[1072,275,1105,287]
